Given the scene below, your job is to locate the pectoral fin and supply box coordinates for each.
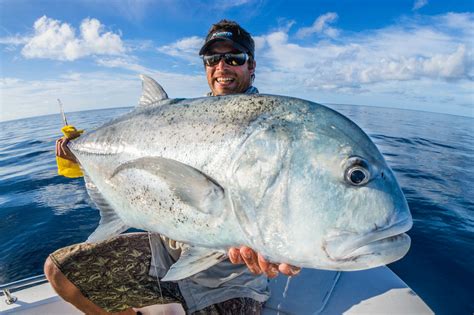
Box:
[111,157,226,215]
[161,246,226,282]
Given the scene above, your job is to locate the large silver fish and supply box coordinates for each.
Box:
[69,75,412,281]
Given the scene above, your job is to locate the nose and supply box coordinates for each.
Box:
[215,57,229,70]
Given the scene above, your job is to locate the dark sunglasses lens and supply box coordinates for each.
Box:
[204,53,247,66]
[225,53,247,66]
[203,55,220,66]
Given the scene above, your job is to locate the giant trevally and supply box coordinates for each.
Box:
[68,75,412,281]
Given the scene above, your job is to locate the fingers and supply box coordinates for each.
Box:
[55,139,60,156]
[240,246,261,275]
[55,137,78,162]
[257,254,279,278]
[228,247,243,264]
[227,246,263,275]
[278,263,301,276]
[227,246,300,278]
[56,137,68,157]
[56,138,64,156]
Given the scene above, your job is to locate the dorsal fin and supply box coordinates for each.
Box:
[138,74,168,107]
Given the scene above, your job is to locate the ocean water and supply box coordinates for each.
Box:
[0,104,473,314]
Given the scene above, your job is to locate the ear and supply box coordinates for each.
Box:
[248,59,256,74]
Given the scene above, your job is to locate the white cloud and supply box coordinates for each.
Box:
[96,57,152,73]
[0,71,208,122]
[247,12,473,116]
[255,13,473,87]
[126,39,155,52]
[20,16,125,61]
[108,0,154,22]
[413,0,428,11]
[1,73,132,121]
[211,0,252,9]
[349,44,470,83]
[0,36,29,45]
[439,12,474,36]
[157,36,203,62]
[296,12,340,38]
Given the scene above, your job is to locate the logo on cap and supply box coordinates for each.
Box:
[211,31,233,39]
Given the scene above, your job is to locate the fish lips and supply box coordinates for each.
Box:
[323,217,413,267]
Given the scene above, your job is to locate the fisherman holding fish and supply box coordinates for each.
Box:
[46,20,299,315]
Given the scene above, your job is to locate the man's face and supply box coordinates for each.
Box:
[204,41,256,96]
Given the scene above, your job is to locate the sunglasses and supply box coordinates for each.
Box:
[203,52,248,67]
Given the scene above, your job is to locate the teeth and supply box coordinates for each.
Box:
[216,77,234,82]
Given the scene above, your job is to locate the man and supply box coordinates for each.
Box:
[47,20,299,315]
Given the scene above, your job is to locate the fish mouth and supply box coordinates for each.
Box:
[323,217,413,263]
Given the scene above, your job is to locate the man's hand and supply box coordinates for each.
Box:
[56,137,78,163]
[228,246,301,278]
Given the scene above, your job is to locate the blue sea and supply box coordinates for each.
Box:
[0,104,473,314]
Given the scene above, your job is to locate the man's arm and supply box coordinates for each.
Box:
[56,137,78,163]
[228,246,301,278]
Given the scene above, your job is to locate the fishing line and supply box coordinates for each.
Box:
[148,232,164,300]
[314,271,341,314]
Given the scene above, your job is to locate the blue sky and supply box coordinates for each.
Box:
[0,0,473,121]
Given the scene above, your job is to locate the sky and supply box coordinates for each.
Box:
[0,0,473,122]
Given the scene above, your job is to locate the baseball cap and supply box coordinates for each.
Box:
[199,29,255,57]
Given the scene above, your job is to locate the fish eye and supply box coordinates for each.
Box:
[346,167,370,185]
[344,157,370,186]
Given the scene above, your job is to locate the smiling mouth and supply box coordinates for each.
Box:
[216,77,235,84]
[323,217,413,261]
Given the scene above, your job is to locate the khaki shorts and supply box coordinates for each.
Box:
[50,233,262,314]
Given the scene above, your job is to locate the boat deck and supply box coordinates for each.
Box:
[1,266,433,314]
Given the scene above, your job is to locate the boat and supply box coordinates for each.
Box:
[1,266,433,314]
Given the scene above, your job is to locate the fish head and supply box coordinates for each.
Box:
[285,103,412,270]
[233,98,412,270]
